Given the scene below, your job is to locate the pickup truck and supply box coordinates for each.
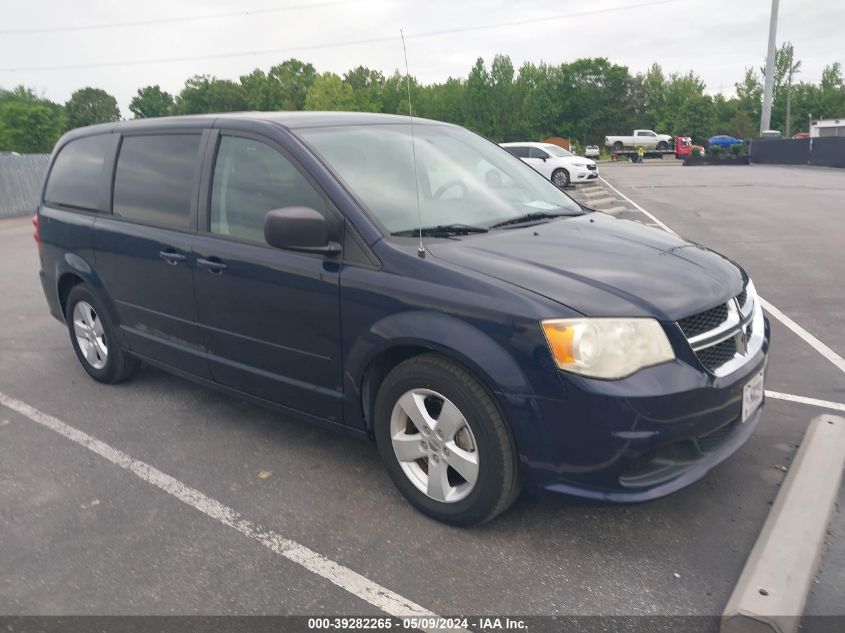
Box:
[604,129,673,151]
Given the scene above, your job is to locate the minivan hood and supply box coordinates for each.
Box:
[427,213,744,320]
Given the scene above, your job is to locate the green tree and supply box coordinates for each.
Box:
[240,69,280,110]
[269,59,318,110]
[173,75,248,114]
[465,58,493,136]
[0,101,64,152]
[343,66,385,112]
[304,72,356,111]
[735,67,763,128]
[129,85,174,118]
[64,87,121,129]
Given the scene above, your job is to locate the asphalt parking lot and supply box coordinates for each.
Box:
[1,162,843,625]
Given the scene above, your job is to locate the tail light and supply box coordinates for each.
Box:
[33,214,40,253]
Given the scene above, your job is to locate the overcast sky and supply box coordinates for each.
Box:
[1,0,842,116]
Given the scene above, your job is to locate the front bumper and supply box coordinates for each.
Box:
[571,165,599,182]
[506,318,770,502]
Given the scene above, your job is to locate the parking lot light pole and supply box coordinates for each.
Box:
[760,0,779,134]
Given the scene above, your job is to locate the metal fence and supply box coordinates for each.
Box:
[750,137,845,168]
[0,154,49,219]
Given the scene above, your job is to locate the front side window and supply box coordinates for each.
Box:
[543,145,573,158]
[113,134,201,229]
[528,147,549,159]
[298,124,582,234]
[44,134,117,211]
[210,136,328,244]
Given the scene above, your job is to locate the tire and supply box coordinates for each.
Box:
[613,141,624,151]
[656,141,669,151]
[373,353,520,526]
[66,285,139,384]
[551,168,570,188]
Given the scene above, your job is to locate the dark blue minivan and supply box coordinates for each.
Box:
[36,112,769,525]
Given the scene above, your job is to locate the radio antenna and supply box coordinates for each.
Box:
[400,29,425,259]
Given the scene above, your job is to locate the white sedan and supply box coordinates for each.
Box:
[501,142,598,187]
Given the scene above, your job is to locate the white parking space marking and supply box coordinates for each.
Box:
[599,175,845,376]
[757,297,845,374]
[765,391,845,413]
[0,391,464,632]
[599,176,678,235]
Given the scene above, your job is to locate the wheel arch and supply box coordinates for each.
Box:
[53,254,127,348]
[344,311,535,435]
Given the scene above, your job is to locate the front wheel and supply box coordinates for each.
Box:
[66,285,139,384]
[551,168,570,188]
[374,354,520,526]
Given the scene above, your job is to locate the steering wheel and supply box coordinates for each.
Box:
[433,180,468,200]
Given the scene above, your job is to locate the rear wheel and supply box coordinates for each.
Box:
[613,141,624,151]
[551,168,570,188]
[374,354,520,526]
[66,285,138,384]
[656,141,669,151]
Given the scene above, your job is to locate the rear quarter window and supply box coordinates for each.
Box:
[113,134,202,230]
[44,134,118,211]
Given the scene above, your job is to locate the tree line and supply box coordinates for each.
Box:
[2,42,843,154]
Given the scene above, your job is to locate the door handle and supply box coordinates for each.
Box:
[196,257,227,274]
[159,250,186,265]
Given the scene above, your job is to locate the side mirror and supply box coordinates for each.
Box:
[264,207,341,256]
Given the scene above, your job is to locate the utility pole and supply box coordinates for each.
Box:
[785,44,793,137]
[760,0,779,134]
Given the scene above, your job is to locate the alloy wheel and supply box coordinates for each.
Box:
[389,388,479,503]
[72,301,108,370]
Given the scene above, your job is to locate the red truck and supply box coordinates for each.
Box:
[674,136,705,158]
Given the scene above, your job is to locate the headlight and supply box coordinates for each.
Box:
[541,318,675,379]
[572,162,589,167]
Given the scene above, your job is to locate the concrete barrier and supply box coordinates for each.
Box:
[721,414,845,633]
[0,154,49,218]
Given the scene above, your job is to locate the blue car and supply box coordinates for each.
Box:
[708,134,744,148]
[36,113,769,525]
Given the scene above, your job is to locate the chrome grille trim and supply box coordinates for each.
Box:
[676,281,763,376]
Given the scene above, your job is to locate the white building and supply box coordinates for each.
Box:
[810,118,845,137]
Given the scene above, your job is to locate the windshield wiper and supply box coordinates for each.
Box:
[489,211,574,229]
[391,224,489,237]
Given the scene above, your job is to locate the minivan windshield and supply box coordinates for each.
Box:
[544,145,573,157]
[297,123,583,234]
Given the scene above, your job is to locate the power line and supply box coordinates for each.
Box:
[0,0,357,35]
[0,0,689,73]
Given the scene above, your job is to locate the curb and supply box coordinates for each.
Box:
[721,414,845,633]
[587,197,618,207]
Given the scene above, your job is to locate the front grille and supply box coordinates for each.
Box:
[677,303,729,339]
[736,288,748,309]
[696,337,737,371]
[586,164,597,170]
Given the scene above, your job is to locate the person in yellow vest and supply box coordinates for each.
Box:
[636,145,645,163]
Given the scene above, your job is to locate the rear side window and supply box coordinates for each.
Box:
[44,134,117,211]
[209,136,328,244]
[113,134,201,229]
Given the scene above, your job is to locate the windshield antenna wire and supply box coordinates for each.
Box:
[400,29,425,259]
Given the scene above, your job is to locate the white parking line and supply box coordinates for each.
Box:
[757,297,845,374]
[765,391,845,412]
[0,390,461,632]
[599,175,845,376]
[599,176,678,236]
